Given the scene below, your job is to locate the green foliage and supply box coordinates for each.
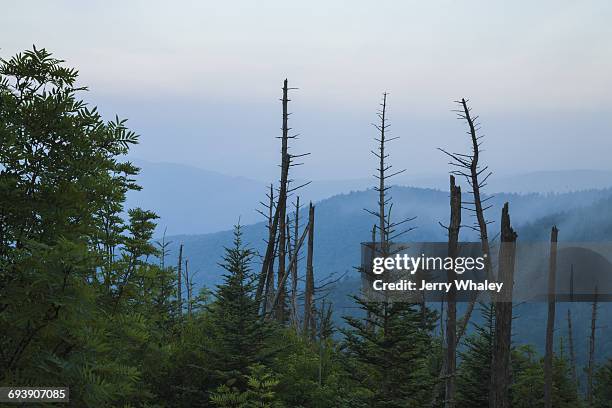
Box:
[455,302,495,408]
[341,297,438,408]
[208,225,277,389]
[270,329,348,408]
[211,364,282,408]
[0,46,152,405]
[593,358,612,408]
[510,345,581,408]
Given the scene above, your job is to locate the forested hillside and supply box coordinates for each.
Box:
[1,47,611,408]
[163,186,612,287]
[127,161,612,236]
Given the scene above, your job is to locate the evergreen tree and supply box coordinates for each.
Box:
[342,297,438,408]
[455,302,495,408]
[209,225,276,390]
[593,358,612,408]
[511,346,582,408]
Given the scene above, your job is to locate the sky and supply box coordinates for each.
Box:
[2,0,612,182]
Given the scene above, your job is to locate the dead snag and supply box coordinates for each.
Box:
[290,197,301,329]
[274,80,291,321]
[304,202,316,338]
[439,98,493,351]
[567,265,578,393]
[177,243,183,318]
[587,285,599,406]
[445,175,461,408]
[269,219,311,314]
[257,184,276,313]
[363,93,414,346]
[365,92,413,256]
[183,259,193,318]
[544,226,559,408]
[491,203,517,408]
[256,79,309,319]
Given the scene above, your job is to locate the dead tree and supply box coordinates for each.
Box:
[365,93,412,253]
[444,175,462,408]
[255,81,292,312]
[275,81,291,321]
[365,93,414,262]
[156,227,171,270]
[567,265,578,392]
[276,213,288,321]
[491,203,517,408]
[587,285,599,406]
[544,226,559,408]
[439,98,493,346]
[256,79,309,321]
[289,197,302,329]
[183,259,193,318]
[257,184,276,303]
[303,202,316,337]
[362,93,414,346]
[269,219,311,315]
[177,243,183,317]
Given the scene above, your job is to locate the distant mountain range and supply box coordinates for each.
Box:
[136,162,612,366]
[126,159,612,235]
[161,185,612,289]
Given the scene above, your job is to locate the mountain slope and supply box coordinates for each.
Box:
[126,160,266,235]
[162,186,612,366]
[164,185,612,288]
[126,160,612,235]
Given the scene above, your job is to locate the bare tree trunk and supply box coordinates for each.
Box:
[461,98,493,282]
[378,93,388,247]
[365,92,413,338]
[544,226,559,408]
[440,296,445,339]
[258,184,276,314]
[491,203,517,408]
[440,98,493,362]
[567,308,577,389]
[276,205,287,321]
[567,265,578,393]
[290,197,300,329]
[269,220,310,314]
[587,286,598,406]
[444,175,461,408]
[273,80,293,321]
[257,80,297,318]
[367,92,409,253]
[177,243,183,318]
[366,224,376,330]
[303,202,315,338]
[184,259,192,318]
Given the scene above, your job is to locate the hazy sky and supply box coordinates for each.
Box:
[3,1,612,181]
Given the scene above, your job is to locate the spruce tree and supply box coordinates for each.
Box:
[510,347,581,408]
[593,358,612,408]
[342,297,437,408]
[209,225,275,390]
[455,303,495,408]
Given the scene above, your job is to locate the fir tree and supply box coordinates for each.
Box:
[593,358,612,408]
[342,297,438,408]
[209,224,276,390]
[455,303,495,408]
[510,346,582,408]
